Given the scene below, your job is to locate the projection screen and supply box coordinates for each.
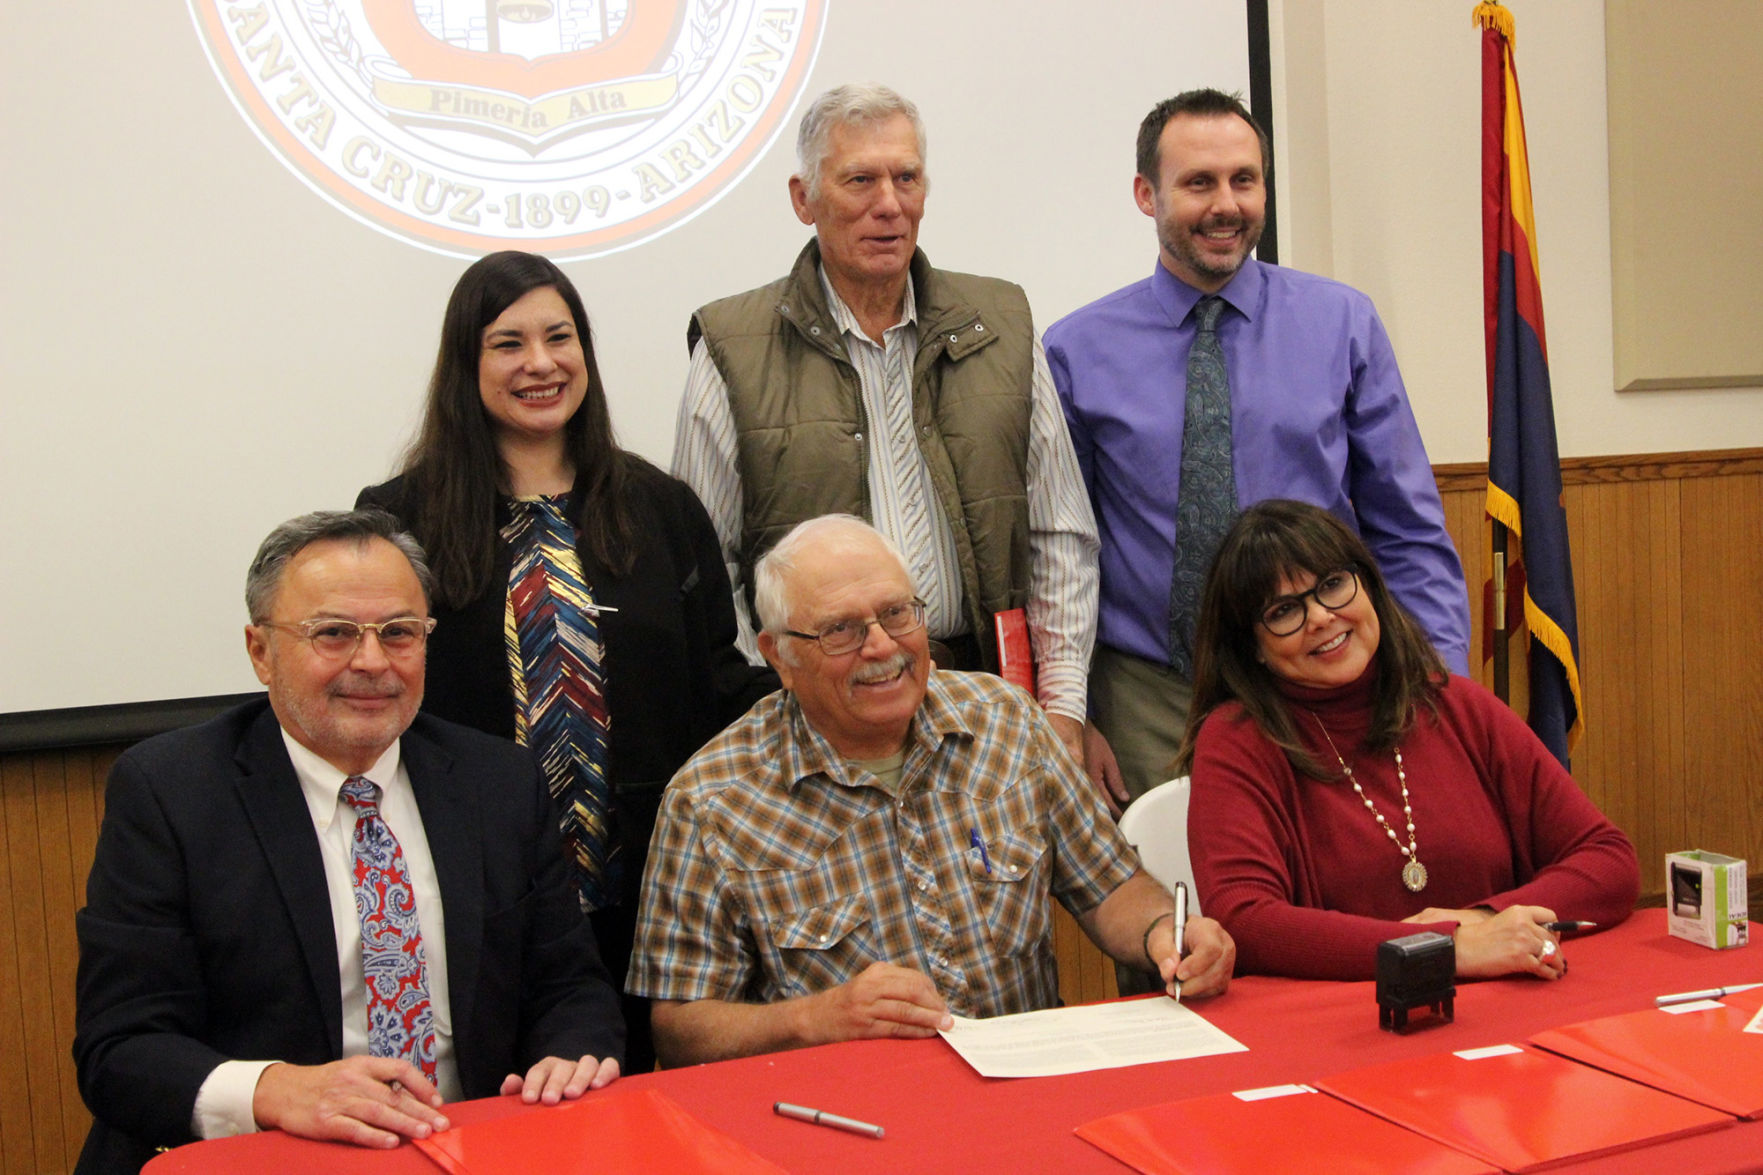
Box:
[0,1,1258,721]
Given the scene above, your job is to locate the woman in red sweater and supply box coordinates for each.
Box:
[1177,500,1638,980]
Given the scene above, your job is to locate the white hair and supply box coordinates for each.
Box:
[794,83,928,200]
[754,515,916,664]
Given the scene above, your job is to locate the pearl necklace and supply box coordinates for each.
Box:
[1308,713,1428,893]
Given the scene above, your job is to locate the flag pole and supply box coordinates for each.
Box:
[1490,523,1508,701]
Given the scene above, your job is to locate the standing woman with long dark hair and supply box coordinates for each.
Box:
[360,251,775,1071]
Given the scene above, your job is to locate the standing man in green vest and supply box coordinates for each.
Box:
[673,83,1125,808]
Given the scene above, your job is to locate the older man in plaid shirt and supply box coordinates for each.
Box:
[629,515,1232,1067]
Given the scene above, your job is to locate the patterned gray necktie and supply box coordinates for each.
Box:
[1167,296,1236,678]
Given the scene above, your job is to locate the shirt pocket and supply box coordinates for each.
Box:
[761,895,878,999]
[966,828,1050,958]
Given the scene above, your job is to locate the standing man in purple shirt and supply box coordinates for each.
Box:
[1045,88,1470,804]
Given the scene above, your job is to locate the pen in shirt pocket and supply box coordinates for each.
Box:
[969,828,992,874]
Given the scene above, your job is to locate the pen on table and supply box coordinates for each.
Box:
[968,828,991,874]
[1543,920,1596,933]
[774,1102,885,1139]
[1170,881,1188,1003]
[1654,982,1763,1007]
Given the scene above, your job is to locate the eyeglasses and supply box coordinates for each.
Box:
[1258,568,1360,636]
[783,598,926,656]
[259,616,436,658]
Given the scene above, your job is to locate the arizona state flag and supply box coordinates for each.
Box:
[1477,2,1582,763]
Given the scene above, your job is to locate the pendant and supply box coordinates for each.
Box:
[1402,858,1429,893]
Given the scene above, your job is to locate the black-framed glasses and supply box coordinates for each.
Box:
[783,598,926,656]
[1258,568,1360,636]
[259,616,436,658]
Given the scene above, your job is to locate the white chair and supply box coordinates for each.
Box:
[1112,775,1199,996]
[1117,776,1199,917]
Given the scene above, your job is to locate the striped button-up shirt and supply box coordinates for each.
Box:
[672,269,1100,722]
[628,671,1138,1018]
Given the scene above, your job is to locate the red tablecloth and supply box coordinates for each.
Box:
[146,909,1763,1174]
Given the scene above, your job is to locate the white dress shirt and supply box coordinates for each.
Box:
[190,733,459,1138]
[673,268,1100,721]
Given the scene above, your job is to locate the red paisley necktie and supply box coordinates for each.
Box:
[340,776,436,1081]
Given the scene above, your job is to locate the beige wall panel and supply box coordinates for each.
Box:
[1607,1,1763,389]
[1278,0,1763,464]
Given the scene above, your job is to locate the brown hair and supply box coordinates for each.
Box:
[1136,88,1271,186]
[1173,500,1445,778]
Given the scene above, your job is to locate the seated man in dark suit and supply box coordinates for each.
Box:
[73,509,625,1174]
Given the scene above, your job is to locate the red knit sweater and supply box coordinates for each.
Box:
[1189,668,1639,979]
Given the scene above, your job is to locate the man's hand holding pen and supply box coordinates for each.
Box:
[1147,908,1235,1001]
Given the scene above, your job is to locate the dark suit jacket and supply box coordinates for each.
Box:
[357,459,777,913]
[72,702,624,1174]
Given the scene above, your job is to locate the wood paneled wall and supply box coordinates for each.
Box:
[5,449,1760,1172]
[1434,448,1763,895]
[1,746,114,1175]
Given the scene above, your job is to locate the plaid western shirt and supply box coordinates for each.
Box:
[628,671,1138,1018]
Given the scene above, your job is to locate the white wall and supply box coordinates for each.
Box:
[1272,0,1763,464]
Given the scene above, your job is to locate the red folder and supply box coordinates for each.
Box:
[1530,989,1763,1119]
[1317,1044,1734,1173]
[1076,1083,1497,1174]
[414,1087,787,1174]
[993,607,1034,694]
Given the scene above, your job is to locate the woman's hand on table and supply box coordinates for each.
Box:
[1449,904,1566,980]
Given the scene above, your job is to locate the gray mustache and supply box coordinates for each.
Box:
[850,653,913,684]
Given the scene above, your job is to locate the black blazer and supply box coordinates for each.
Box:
[357,459,777,910]
[72,702,624,1174]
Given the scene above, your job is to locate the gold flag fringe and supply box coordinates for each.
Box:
[1473,2,1515,43]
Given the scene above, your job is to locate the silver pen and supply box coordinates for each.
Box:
[1654,982,1763,1007]
[774,1101,885,1139]
[1171,881,1188,1003]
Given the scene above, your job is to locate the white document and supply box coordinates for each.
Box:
[937,997,1247,1078]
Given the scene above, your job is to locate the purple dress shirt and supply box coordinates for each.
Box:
[1046,259,1471,675]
